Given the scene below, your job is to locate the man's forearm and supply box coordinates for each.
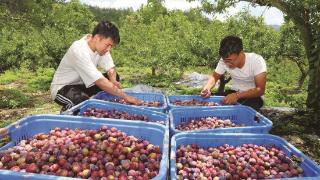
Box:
[95,77,126,98]
[204,72,221,90]
[237,87,264,99]
[204,76,217,90]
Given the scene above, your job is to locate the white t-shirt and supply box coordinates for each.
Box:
[50,35,115,99]
[215,53,267,92]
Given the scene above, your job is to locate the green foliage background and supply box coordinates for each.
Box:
[0,0,308,109]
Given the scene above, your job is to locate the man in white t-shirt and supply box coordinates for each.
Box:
[200,36,267,110]
[50,21,142,111]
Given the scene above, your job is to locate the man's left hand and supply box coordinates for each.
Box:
[223,93,239,105]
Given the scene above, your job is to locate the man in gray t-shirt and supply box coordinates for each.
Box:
[51,21,142,112]
[201,36,267,110]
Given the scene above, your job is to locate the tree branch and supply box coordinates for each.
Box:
[236,0,313,59]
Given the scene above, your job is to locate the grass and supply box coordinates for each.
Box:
[0,89,31,108]
[0,118,19,129]
[0,68,33,85]
[0,68,54,92]
[0,70,19,85]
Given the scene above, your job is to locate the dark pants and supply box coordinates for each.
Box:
[54,73,120,111]
[214,90,264,111]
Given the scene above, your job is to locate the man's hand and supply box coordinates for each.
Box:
[222,93,239,105]
[200,72,221,98]
[124,95,143,105]
[200,89,211,98]
[111,80,121,89]
[0,128,8,137]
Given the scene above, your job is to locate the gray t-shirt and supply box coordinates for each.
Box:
[50,35,115,99]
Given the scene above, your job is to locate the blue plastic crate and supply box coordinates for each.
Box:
[170,133,320,180]
[167,95,239,109]
[93,91,168,113]
[63,99,168,126]
[169,106,272,135]
[0,115,169,180]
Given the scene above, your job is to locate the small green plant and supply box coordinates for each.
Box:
[27,68,54,91]
[0,70,19,85]
[0,89,31,108]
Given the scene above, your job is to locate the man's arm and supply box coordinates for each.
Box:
[237,72,267,98]
[95,77,141,105]
[107,67,117,82]
[0,128,8,137]
[200,72,221,98]
[223,72,267,104]
[107,67,121,88]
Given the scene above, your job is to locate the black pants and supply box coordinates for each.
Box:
[54,73,120,111]
[214,90,264,111]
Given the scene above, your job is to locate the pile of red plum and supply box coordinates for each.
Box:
[172,99,220,106]
[0,126,162,179]
[106,98,161,107]
[82,108,165,125]
[176,143,304,179]
[176,117,244,131]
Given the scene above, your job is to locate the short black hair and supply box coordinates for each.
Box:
[92,21,120,44]
[219,36,243,58]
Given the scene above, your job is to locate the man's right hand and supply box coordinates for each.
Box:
[0,128,8,137]
[111,80,122,89]
[124,95,143,105]
[200,88,211,98]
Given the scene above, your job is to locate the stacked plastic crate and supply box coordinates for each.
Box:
[167,95,320,179]
[0,91,170,180]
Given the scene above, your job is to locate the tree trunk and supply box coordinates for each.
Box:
[292,58,308,90]
[255,0,317,109]
[217,75,231,94]
[306,49,320,111]
[297,71,307,90]
[151,67,156,76]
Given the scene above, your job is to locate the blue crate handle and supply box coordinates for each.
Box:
[0,117,27,139]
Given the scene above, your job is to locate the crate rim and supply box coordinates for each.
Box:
[168,105,273,134]
[166,95,240,108]
[93,91,168,112]
[2,114,168,137]
[170,133,320,180]
[79,99,168,116]
[63,99,169,126]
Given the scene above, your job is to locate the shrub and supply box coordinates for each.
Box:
[0,70,18,85]
[27,68,54,91]
[0,89,31,108]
